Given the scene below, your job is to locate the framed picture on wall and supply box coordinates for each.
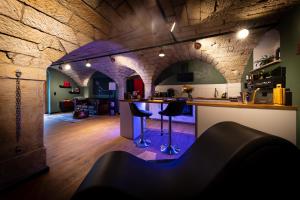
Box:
[109,82,116,90]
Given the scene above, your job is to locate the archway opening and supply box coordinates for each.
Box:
[45,67,84,114]
[153,59,228,98]
[126,74,145,99]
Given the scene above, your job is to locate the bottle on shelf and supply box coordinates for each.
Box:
[273,84,285,105]
[285,89,292,106]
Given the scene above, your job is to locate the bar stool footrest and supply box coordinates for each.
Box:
[135,138,151,148]
[160,144,180,155]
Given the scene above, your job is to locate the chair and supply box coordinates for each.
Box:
[159,100,186,154]
[71,121,300,199]
[129,103,152,148]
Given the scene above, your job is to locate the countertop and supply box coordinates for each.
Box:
[119,99,298,111]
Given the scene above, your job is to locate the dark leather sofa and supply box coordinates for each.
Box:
[71,122,300,199]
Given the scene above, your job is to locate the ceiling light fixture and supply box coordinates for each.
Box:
[85,61,91,67]
[158,49,165,57]
[170,22,176,32]
[237,28,249,39]
[63,63,71,70]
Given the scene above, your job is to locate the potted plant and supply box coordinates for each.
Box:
[255,55,275,67]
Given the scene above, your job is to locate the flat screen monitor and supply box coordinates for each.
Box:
[177,72,194,82]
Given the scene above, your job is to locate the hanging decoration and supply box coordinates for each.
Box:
[15,70,22,154]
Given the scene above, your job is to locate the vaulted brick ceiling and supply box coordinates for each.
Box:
[55,0,299,86]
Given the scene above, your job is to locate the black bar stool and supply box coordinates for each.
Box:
[129,103,153,148]
[160,103,164,135]
[159,100,186,155]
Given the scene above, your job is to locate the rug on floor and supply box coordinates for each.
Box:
[110,128,196,160]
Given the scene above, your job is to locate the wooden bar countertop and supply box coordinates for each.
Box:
[119,98,297,111]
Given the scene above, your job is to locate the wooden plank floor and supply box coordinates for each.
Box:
[0,114,195,200]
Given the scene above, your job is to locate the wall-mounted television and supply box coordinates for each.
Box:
[177,72,194,82]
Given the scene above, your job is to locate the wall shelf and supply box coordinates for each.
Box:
[59,85,72,88]
[250,59,281,73]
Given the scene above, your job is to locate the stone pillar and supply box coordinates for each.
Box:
[0,64,48,189]
[117,79,126,100]
[83,86,89,98]
[144,82,154,99]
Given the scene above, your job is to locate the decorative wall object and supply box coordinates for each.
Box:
[59,80,72,88]
[69,87,80,94]
[63,81,71,87]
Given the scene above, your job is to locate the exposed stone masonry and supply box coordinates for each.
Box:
[0,0,110,189]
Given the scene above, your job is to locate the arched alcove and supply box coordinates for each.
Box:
[153,59,229,98]
[154,59,227,85]
[87,71,118,99]
[126,74,145,98]
[46,67,84,114]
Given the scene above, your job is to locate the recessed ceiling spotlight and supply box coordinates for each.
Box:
[63,63,71,70]
[85,61,91,67]
[158,49,165,57]
[237,28,249,39]
[170,22,176,32]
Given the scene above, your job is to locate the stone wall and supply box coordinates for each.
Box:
[0,63,46,188]
[0,0,110,189]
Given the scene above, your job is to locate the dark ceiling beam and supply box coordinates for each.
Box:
[51,22,277,66]
[155,0,177,42]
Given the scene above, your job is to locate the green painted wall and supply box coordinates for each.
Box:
[87,71,117,99]
[280,6,300,147]
[155,59,227,85]
[47,68,83,113]
[241,6,300,147]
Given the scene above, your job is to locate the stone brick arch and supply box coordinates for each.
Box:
[150,44,221,85]
[152,58,227,86]
[138,31,264,94]
[113,54,153,98]
[0,0,111,72]
[50,40,152,98]
[49,64,96,87]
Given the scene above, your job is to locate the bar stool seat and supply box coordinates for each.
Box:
[129,103,152,148]
[159,100,186,155]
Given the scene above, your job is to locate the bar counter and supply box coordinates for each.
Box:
[119,99,297,144]
[119,99,298,111]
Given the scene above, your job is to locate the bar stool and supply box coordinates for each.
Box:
[159,100,186,155]
[129,103,153,148]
